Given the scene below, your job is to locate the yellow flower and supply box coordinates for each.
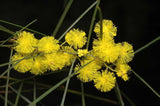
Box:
[93,39,119,63]
[14,31,38,54]
[43,49,74,71]
[30,56,47,75]
[75,57,101,82]
[77,49,88,57]
[61,46,75,66]
[65,28,87,49]
[93,70,116,92]
[11,53,33,73]
[117,42,134,63]
[94,19,117,40]
[38,36,60,53]
[115,63,131,81]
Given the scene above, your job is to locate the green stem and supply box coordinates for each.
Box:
[9,86,32,104]
[18,19,37,33]
[114,81,124,106]
[28,59,95,106]
[97,6,103,39]
[33,79,37,106]
[86,0,100,49]
[0,19,46,36]
[52,0,74,37]
[5,49,13,106]
[0,25,15,35]
[120,90,136,106]
[0,94,14,106]
[58,0,98,41]
[14,81,24,106]
[0,36,13,46]
[0,44,15,48]
[81,81,85,106]
[60,58,75,106]
[0,55,30,79]
[1,75,117,104]
[0,52,43,68]
[131,69,160,98]
[134,36,160,54]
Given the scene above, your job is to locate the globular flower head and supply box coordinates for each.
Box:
[77,49,89,57]
[30,56,47,75]
[11,53,34,73]
[65,28,87,49]
[93,39,119,63]
[93,70,116,92]
[61,46,75,66]
[115,63,131,81]
[38,36,60,53]
[75,56,101,82]
[14,31,38,54]
[94,19,117,40]
[43,49,74,71]
[117,42,134,63]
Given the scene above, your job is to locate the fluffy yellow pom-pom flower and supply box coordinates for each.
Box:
[14,31,38,54]
[61,46,75,66]
[115,63,131,81]
[75,57,101,82]
[43,49,74,71]
[94,19,117,40]
[11,53,34,73]
[93,39,119,63]
[117,42,134,63]
[65,28,87,49]
[38,36,60,53]
[30,56,47,75]
[93,70,116,92]
[77,49,88,57]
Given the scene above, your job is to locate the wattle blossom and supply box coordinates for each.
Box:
[65,28,87,49]
[93,70,116,92]
[14,31,38,54]
[38,36,60,53]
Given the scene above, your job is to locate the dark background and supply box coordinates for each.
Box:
[0,0,160,106]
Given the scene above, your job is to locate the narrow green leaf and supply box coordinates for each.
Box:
[114,81,124,106]
[120,90,136,106]
[81,82,85,106]
[15,81,24,106]
[9,86,32,104]
[97,6,103,39]
[33,79,37,106]
[60,58,75,106]
[18,19,37,33]
[86,0,100,49]
[5,49,13,106]
[0,94,14,106]
[0,54,30,78]
[52,0,74,37]
[0,52,42,68]
[1,75,117,104]
[135,36,160,54]
[0,19,46,36]
[0,25,15,35]
[58,0,98,41]
[0,36,13,46]
[28,59,95,106]
[131,69,160,98]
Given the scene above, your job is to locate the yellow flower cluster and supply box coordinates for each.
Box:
[11,19,134,92]
[12,31,74,75]
[74,19,134,92]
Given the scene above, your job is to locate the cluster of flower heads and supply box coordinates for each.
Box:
[12,19,134,92]
[12,31,75,75]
